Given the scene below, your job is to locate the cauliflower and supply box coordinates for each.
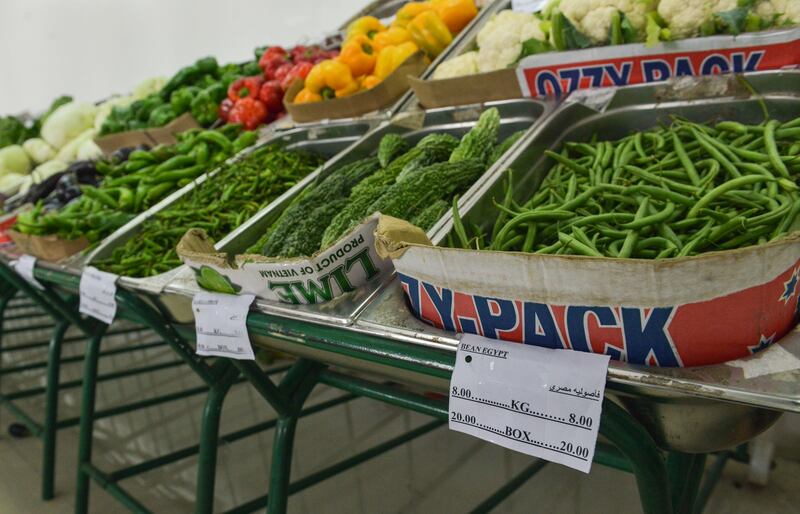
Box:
[475,10,547,73]
[40,101,97,149]
[559,0,653,44]
[433,51,479,79]
[658,0,737,39]
[132,76,166,100]
[0,145,32,176]
[755,0,800,25]
[22,138,56,164]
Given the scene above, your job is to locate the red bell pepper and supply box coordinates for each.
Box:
[272,63,294,86]
[258,80,284,113]
[228,76,263,102]
[228,97,268,130]
[280,62,314,92]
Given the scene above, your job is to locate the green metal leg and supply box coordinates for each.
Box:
[42,319,70,500]
[693,452,730,514]
[667,452,707,514]
[599,400,672,514]
[74,326,107,514]
[195,363,241,514]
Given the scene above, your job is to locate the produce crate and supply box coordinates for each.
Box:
[410,0,800,107]
[178,98,550,325]
[377,71,800,367]
[283,0,502,122]
[82,119,378,294]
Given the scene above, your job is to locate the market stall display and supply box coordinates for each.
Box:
[10,125,252,258]
[93,144,325,278]
[177,99,546,307]
[3,1,800,513]
[412,0,800,106]
[376,72,800,367]
[283,0,483,120]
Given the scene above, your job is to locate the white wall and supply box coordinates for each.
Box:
[0,0,365,114]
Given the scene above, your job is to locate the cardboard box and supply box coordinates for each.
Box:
[283,52,429,123]
[94,112,200,155]
[409,68,522,109]
[7,229,89,262]
[412,27,800,107]
[177,214,393,305]
[376,217,800,368]
[516,28,800,98]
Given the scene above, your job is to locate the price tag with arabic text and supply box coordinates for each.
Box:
[449,334,610,473]
[193,292,255,360]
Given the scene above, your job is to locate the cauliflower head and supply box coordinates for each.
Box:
[658,0,737,39]
[433,51,479,79]
[475,10,546,73]
[559,0,653,44]
[755,0,800,25]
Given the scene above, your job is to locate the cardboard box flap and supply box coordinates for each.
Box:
[94,113,200,156]
[7,229,89,262]
[375,215,433,260]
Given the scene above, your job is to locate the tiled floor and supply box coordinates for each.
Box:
[1,314,799,513]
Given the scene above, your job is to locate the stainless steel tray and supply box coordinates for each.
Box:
[82,119,378,294]
[164,98,551,326]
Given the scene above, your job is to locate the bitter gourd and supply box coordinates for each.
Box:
[367,159,485,221]
[410,199,449,231]
[489,129,525,165]
[395,133,459,183]
[377,133,409,168]
[449,107,501,165]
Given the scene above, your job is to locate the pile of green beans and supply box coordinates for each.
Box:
[94,144,324,277]
[451,115,800,258]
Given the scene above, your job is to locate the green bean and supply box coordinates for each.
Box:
[559,232,603,257]
[764,120,791,178]
[688,175,774,218]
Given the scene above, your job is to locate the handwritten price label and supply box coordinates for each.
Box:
[11,255,44,290]
[449,334,610,473]
[79,267,118,324]
[193,292,255,360]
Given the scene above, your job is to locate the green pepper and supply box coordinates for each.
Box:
[233,131,258,154]
[195,56,219,75]
[170,86,201,114]
[137,95,165,122]
[205,83,226,103]
[190,90,219,127]
[144,182,176,205]
[240,61,261,76]
[197,130,232,152]
[154,155,196,173]
[148,104,177,127]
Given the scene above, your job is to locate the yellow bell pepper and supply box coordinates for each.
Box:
[338,35,376,77]
[345,16,386,42]
[393,2,433,28]
[407,11,452,58]
[362,75,382,89]
[374,41,419,80]
[294,88,322,104]
[304,60,359,100]
[432,0,477,34]
[372,26,412,52]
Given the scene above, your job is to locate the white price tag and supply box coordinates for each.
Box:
[193,292,255,360]
[512,0,548,13]
[449,334,610,473]
[79,266,118,324]
[11,255,44,290]
[566,88,617,113]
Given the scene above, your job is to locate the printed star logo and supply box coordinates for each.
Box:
[748,333,775,355]
[780,268,799,305]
